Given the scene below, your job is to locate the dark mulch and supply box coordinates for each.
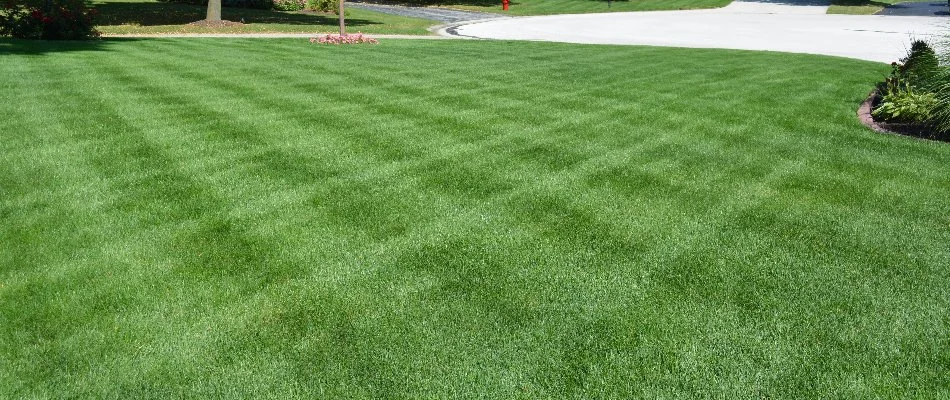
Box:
[187,19,246,27]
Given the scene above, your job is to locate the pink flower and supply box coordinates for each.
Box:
[309,33,379,45]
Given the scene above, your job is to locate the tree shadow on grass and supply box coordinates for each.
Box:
[0,38,142,55]
[94,2,380,27]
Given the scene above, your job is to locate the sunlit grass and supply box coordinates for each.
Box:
[1,38,948,398]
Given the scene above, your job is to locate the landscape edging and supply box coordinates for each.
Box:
[857,90,891,134]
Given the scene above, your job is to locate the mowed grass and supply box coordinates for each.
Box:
[93,0,436,35]
[426,0,731,16]
[1,38,949,398]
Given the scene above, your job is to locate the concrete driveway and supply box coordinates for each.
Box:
[447,0,946,62]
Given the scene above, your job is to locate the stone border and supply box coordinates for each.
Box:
[857,90,891,134]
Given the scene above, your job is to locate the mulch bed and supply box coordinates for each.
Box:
[298,10,338,16]
[857,90,948,142]
[187,20,246,28]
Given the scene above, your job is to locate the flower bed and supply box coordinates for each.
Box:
[310,32,378,45]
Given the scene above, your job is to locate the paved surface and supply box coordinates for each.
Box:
[449,0,945,62]
[877,1,949,16]
[348,1,508,23]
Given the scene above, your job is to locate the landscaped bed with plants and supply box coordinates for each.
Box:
[1,38,949,397]
[867,40,950,141]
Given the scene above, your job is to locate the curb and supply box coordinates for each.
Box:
[434,17,513,39]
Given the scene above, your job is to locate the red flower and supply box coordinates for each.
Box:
[31,10,43,19]
[42,16,52,24]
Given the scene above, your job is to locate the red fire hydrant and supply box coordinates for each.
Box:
[502,0,509,11]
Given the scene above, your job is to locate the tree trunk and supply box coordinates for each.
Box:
[207,0,222,22]
[338,0,345,36]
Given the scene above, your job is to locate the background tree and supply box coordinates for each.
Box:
[338,0,344,35]
[207,0,221,22]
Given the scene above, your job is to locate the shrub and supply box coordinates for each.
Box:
[306,0,339,14]
[870,39,950,139]
[878,41,939,96]
[909,41,950,138]
[873,83,938,125]
[899,40,939,87]
[0,0,99,40]
[272,0,306,11]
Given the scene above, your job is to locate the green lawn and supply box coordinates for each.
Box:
[1,38,949,398]
[427,0,732,16]
[93,0,437,35]
[828,0,933,15]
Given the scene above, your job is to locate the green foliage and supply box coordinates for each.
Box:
[921,67,950,138]
[0,0,99,39]
[899,40,939,86]
[900,41,950,138]
[873,39,949,138]
[306,0,339,14]
[873,83,937,124]
[879,41,939,93]
[271,0,305,11]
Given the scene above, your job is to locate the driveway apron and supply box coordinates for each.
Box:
[447,0,944,62]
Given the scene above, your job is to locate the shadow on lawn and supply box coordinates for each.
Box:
[0,38,141,55]
[94,2,380,27]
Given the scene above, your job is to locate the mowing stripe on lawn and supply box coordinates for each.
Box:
[1,38,949,398]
